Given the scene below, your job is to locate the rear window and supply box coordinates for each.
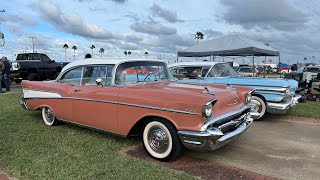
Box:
[16,53,40,61]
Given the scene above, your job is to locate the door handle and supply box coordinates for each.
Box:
[74,89,81,92]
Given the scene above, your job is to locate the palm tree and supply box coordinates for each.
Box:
[144,51,148,58]
[90,45,95,57]
[128,51,131,56]
[194,31,204,44]
[124,51,127,56]
[99,48,105,57]
[72,45,77,61]
[63,44,68,62]
[303,57,307,64]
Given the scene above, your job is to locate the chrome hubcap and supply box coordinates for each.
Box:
[148,126,169,153]
[249,100,261,114]
[45,108,55,123]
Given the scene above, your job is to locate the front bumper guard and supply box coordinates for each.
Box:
[178,114,253,151]
[267,94,301,115]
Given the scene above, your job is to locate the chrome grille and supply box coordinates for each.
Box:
[206,107,250,133]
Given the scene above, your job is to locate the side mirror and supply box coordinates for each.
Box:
[96,78,104,87]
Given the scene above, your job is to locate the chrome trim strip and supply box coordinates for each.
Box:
[57,118,126,137]
[200,105,250,132]
[24,96,198,115]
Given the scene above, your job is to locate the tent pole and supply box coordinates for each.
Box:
[279,55,281,78]
[252,53,255,77]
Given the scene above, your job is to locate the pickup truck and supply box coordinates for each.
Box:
[11,53,63,83]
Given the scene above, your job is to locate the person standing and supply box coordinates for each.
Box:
[0,59,3,93]
[2,57,11,92]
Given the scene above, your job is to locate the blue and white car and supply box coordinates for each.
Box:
[168,62,301,120]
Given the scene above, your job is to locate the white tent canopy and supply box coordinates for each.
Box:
[178,34,280,57]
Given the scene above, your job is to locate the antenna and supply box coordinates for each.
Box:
[29,37,36,53]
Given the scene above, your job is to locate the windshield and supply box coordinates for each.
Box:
[115,61,173,85]
[170,66,211,79]
[239,67,255,73]
[207,63,239,77]
[305,67,320,73]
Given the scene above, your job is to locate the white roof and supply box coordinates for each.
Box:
[178,34,279,57]
[62,57,164,72]
[168,61,224,68]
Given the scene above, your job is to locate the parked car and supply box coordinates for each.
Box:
[297,66,320,82]
[11,53,62,83]
[168,62,301,120]
[20,58,254,161]
[238,66,260,77]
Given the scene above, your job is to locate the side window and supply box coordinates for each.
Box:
[16,54,27,60]
[82,65,114,85]
[40,54,51,62]
[29,54,40,60]
[170,67,188,79]
[60,67,83,86]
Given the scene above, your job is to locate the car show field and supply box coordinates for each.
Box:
[0,92,319,179]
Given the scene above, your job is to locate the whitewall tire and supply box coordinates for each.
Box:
[41,107,59,126]
[142,119,182,161]
[249,96,267,120]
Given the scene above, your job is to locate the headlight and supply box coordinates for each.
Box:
[285,87,290,94]
[246,93,252,103]
[202,102,213,118]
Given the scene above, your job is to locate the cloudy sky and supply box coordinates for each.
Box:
[0,0,319,64]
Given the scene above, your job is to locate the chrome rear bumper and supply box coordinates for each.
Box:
[178,106,253,151]
[20,97,28,110]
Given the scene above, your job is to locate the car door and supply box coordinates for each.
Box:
[71,65,119,132]
[40,54,56,78]
[55,66,84,121]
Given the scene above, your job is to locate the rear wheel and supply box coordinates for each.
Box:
[14,79,22,84]
[41,107,59,126]
[142,119,182,161]
[28,73,40,81]
[249,96,267,120]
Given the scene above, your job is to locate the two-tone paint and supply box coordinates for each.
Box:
[21,58,253,153]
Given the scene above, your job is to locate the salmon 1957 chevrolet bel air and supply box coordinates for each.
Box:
[20,58,254,161]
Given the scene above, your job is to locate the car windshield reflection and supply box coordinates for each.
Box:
[115,61,173,84]
[206,63,240,77]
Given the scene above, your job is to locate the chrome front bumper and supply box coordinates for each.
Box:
[178,106,253,151]
[267,94,301,115]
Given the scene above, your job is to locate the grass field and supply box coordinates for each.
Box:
[0,93,193,179]
[287,101,320,119]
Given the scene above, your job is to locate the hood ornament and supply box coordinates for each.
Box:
[203,87,215,96]
[226,84,233,88]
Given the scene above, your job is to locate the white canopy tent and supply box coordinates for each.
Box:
[178,34,279,57]
[177,34,281,76]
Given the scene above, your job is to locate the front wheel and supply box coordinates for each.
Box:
[249,96,267,120]
[41,107,59,126]
[142,119,182,161]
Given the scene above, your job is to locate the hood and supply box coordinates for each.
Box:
[127,81,245,116]
[180,77,298,93]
